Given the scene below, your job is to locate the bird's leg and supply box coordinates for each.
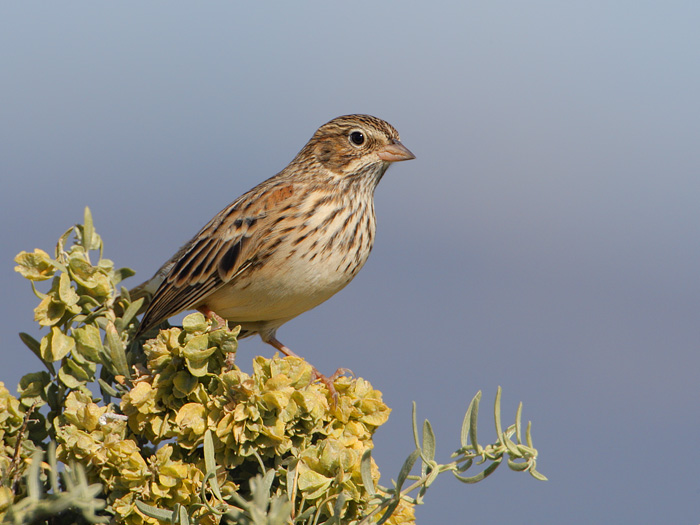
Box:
[197,305,228,331]
[265,335,350,404]
[265,334,302,358]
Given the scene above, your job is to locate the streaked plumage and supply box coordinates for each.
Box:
[134,114,414,364]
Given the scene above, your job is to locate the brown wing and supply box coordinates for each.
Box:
[137,181,297,334]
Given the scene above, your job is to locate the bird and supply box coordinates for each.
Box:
[132,114,414,384]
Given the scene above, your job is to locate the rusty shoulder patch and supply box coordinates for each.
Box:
[263,184,295,208]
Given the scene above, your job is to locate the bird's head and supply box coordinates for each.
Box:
[293,114,415,183]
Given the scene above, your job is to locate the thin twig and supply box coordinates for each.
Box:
[10,401,39,494]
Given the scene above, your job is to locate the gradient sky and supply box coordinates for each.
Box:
[2,2,699,523]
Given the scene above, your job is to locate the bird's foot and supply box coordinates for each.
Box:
[197,306,228,331]
[262,334,354,404]
[311,367,354,405]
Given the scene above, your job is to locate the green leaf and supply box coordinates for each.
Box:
[82,206,95,252]
[34,294,65,327]
[69,257,111,298]
[282,458,300,511]
[455,457,473,473]
[209,324,240,348]
[26,449,44,500]
[135,500,174,521]
[14,248,56,281]
[112,266,136,286]
[203,430,224,501]
[502,433,520,457]
[465,391,482,453]
[58,363,85,389]
[494,386,504,442]
[183,334,216,377]
[105,321,130,380]
[73,324,104,363]
[19,332,56,375]
[516,443,537,456]
[178,505,190,525]
[46,382,59,411]
[58,271,80,306]
[453,456,503,484]
[378,500,400,525]
[396,448,420,493]
[295,508,316,522]
[66,356,95,380]
[120,297,144,328]
[418,419,437,503]
[360,449,375,495]
[530,467,548,481]
[261,467,275,493]
[40,326,75,362]
[507,458,530,471]
[97,378,120,398]
[173,371,199,397]
[182,312,208,333]
[329,492,347,525]
[298,469,333,500]
[203,430,216,474]
[47,441,59,493]
[412,401,420,449]
[422,419,436,462]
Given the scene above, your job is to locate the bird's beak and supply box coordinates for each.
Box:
[377,139,416,162]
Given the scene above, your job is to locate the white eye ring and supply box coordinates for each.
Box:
[348,130,365,147]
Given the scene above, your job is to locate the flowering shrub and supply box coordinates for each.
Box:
[1,209,542,524]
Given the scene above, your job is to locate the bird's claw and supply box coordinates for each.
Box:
[197,306,228,331]
[311,367,353,405]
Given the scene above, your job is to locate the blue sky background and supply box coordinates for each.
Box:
[2,2,699,523]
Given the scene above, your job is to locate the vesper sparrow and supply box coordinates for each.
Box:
[134,115,414,380]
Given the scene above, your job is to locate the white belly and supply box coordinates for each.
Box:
[205,254,358,324]
[202,213,374,329]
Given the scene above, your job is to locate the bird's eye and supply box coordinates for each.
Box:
[349,130,365,147]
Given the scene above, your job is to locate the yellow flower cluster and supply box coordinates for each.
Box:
[0,383,28,514]
[53,314,410,524]
[8,211,418,523]
[14,246,115,331]
[56,390,209,523]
